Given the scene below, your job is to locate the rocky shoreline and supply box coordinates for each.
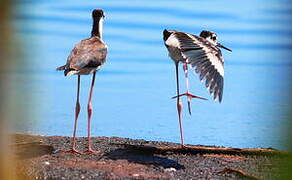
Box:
[14,134,286,179]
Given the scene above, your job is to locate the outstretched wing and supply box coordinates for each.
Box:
[172,31,225,102]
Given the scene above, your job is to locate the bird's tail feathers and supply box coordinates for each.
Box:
[56,65,77,76]
[64,69,78,76]
[56,65,66,71]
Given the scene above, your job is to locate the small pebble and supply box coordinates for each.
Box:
[165,167,177,172]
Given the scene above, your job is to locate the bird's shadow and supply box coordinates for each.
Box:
[103,144,185,170]
[14,143,55,160]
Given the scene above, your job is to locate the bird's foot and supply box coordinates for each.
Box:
[172,92,208,100]
[180,144,187,149]
[83,148,102,155]
[59,148,82,154]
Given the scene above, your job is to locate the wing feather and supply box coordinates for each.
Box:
[171,31,225,102]
[66,37,107,71]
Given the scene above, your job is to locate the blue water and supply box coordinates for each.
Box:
[12,0,292,149]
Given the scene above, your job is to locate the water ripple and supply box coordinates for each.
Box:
[16,28,292,50]
[54,6,240,20]
[14,14,292,37]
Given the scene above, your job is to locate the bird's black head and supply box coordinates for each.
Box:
[200,30,232,52]
[92,9,105,18]
[200,30,217,42]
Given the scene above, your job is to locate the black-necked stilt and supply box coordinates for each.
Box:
[56,9,107,153]
[163,29,232,147]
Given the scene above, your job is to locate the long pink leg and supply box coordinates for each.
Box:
[172,61,207,103]
[63,75,81,153]
[175,62,184,147]
[183,62,192,115]
[84,72,99,153]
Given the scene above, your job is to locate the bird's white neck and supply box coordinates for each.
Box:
[91,17,104,39]
[99,17,103,40]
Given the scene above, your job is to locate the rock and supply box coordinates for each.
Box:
[14,134,284,180]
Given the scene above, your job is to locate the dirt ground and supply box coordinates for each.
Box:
[13,134,287,180]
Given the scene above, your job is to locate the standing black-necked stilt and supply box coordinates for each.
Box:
[163,29,232,147]
[56,9,107,153]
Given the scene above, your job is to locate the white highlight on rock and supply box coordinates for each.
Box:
[164,167,177,172]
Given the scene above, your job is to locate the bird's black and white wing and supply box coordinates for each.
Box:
[168,31,224,102]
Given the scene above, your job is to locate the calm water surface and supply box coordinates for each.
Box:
[13,0,292,149]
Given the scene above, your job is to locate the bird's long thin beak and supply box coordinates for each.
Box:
[217,43,232,52]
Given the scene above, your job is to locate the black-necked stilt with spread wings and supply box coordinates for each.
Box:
[163,29,232,146]
[56,9,107,153]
